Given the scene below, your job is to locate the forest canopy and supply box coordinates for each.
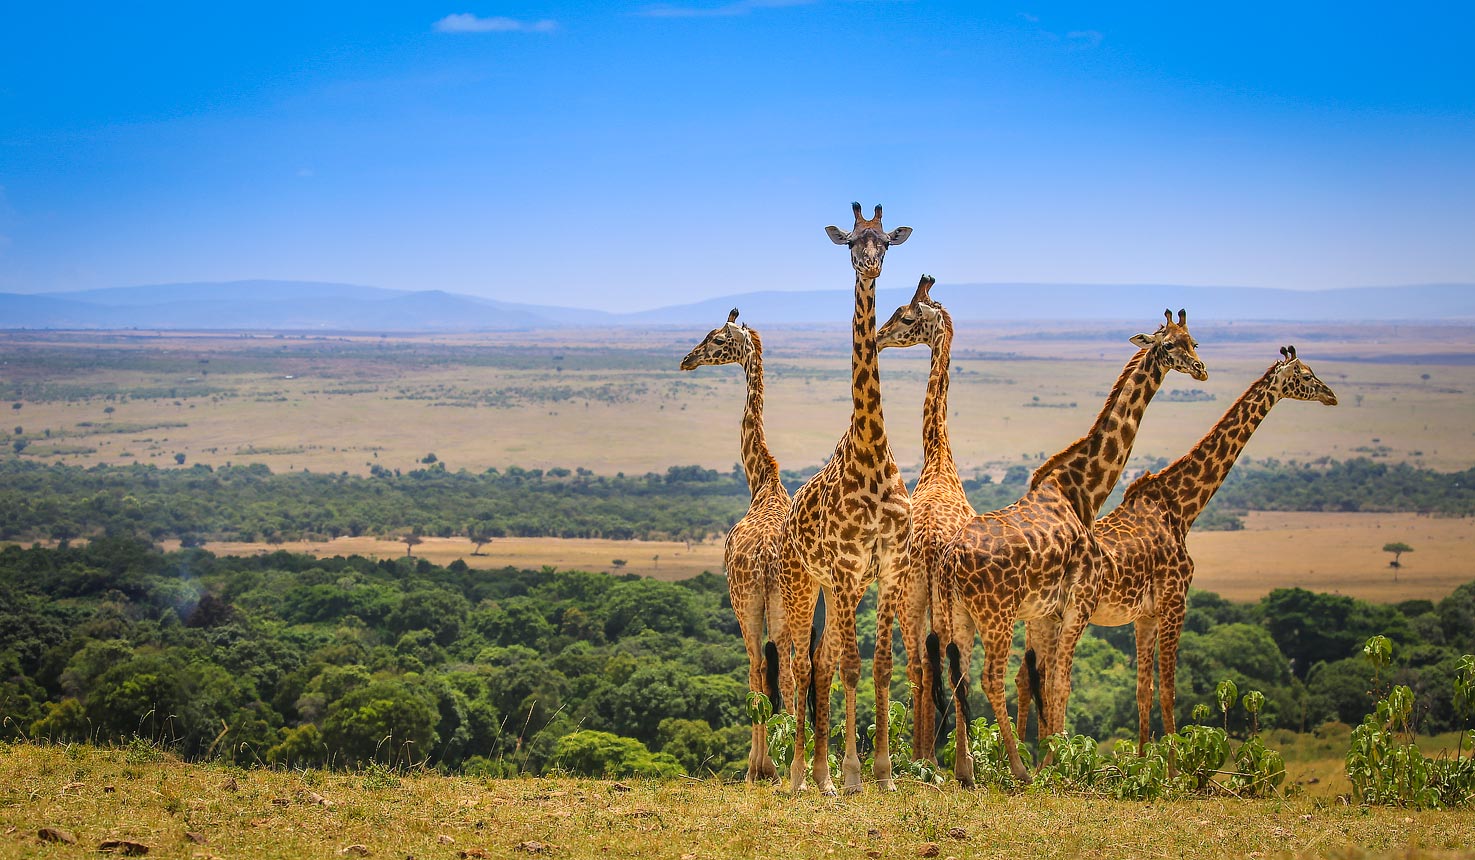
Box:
[3,540,1473,778]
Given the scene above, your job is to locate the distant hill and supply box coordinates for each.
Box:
[0,281,612,330]
[1,280,1470,331]
[632,283,1475,326]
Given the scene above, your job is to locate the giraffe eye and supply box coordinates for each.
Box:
[901,316,915,324]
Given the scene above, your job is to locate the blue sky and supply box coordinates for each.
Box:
[1,2,1471,311]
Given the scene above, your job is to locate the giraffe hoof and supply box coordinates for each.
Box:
[819,782,838,797]
[878,779,897,793]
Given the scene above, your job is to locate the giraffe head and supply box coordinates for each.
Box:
[825,202,912,279]
[1129,308,1208,381]
[680,308,755,371]
[878,275,948,350]
[1268,345,1338,405]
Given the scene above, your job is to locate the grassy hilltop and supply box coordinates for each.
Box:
[2,742,1473,860]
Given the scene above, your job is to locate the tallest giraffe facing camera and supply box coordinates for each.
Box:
[781,202,918,795]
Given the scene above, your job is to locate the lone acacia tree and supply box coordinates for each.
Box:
[1383,541,1414,578]
[467,523,494,555]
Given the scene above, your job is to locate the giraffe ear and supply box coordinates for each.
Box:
[1129,333,1156,348]
[886,226,913,245]
[825,226,851,245]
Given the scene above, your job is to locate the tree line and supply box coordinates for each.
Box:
[0,457,1470,547]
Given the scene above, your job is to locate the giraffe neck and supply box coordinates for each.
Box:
[1032,348,1166,523]
[1142,367,1279,527]
[738,330,781,499]
[848,273,887,458]
[916,313,960,491]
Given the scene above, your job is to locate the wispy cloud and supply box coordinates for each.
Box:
[1017,11,1039,23]
[433,13,558,33]
[1066,29,1103,48]
[639,0,818,19]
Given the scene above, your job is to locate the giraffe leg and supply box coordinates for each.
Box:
[872,581,897,791]
[811,586,840,795]
[765,577,793,727]
[875,537,913,790]
[735,595,772,783]
[982,621,1031,784]
[1043,573,1094,753]
[835,585,865,795]
[1133,616,1158,757]
[948,597,976,788]
[1029,616,1060,762]
[783,562,817,794]
[1014,621,1041,742]
[1157,595,1188,772]
[903,552,933,764]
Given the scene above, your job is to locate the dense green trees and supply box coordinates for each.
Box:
[1,539,1471,777]
[0,457,1469,545]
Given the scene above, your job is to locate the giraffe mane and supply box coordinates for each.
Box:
[932,302,954,337]
[1120,358,1281,502]
[1030,347,1149,490]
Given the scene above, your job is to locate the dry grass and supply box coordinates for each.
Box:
[1187,512,1475,603]
[165,510,1472,603]
[5,324,1472,478]
[2,742,1473,860]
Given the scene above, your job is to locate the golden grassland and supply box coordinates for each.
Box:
[1185,512,1475,603]
[3,323,1472,478]
[158,510,1474,604]
[5,324,1473,604]
[3,743,1474,860]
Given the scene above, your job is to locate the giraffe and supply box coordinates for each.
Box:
[1028,345,1337,755]
[942,309,1207,782]
[875,275,976,785]
[781,201,916,795]
[680,308,793,783]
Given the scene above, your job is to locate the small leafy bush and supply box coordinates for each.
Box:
[1345,636,1475,808]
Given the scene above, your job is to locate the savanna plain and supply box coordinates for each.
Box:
[4,320,1471,600]
[3,320,1474,859]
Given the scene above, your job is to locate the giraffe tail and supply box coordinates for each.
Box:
[926,631,950,748]
[1024,648,1044,728]
[763,640,783,712]
[926,632,946,715]
[947,642,972,727]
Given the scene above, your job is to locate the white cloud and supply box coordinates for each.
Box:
[433,13,558,33]
[1066,29,1103,48]
[640,0,817,18]
[1017,11,1039,23]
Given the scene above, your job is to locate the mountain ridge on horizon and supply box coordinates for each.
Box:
[2,280,1472,331]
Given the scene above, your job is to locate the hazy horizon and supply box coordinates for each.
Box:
[2,3,1472,313]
